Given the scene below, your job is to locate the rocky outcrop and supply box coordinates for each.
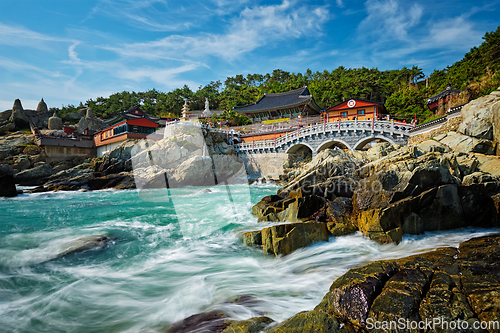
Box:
[15,163,56,185]
[223,316,274,333]
[0,132,35,160]
[5,99,52,128]
[29,123,243,191]
[266,311,345,333]
[56,235,111,258]
[315,234,500,332]
[0,163,21,196]
[77,108,103,133]
[246,133,500,253]
[458,88,500,141]
[170,234,500,333]
[242,222,330,256]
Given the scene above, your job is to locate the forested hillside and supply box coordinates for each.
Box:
[56,26,500,123]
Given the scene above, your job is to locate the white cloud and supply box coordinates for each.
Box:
[427,16,482,49]
[359,0,423,41]
[0,23,76,50]
[104,0,330,61]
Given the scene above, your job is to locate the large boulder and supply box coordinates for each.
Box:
[278,149,366,198]
[0,132,34,159]
[15,163,56,185]
[266,311,347,333]
[367,258,434,325]
[166,311,231,333]
[56,235,111,258]
[222,316,274,333]
[309,235,500,331]
[438,131,496,154]
[243,222,330,256]
[315,260,399,326]
[171,155,215,187]
[12,157,31,171]
[0,174,18,197]
[458,90,500,141]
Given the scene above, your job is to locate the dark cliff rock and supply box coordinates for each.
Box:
[0,174,18,197]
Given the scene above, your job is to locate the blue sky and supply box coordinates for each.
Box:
[1,0,499,111]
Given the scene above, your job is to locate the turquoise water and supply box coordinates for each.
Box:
[1,185,498,333]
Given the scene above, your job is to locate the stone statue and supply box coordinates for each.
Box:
[202,97,212,117]
[48,111,63,130]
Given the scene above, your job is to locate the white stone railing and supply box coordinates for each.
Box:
[234,120,414,152]
[163,119,236,135]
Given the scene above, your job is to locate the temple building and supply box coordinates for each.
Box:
[426,83,462,110]
[323,98,388,121]
[233,86,323,122]
[94,106,160,156]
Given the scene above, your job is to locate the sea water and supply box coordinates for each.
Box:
[0,185,498,333]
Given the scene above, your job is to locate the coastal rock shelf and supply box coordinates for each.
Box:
[243,141,500,255]
[168,234,500,333]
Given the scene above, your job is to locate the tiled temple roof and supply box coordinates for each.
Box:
[426,83,462,105]
[233,86,322,114]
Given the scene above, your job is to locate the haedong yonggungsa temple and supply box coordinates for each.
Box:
[233,86,323,122]
[232,86,393,142]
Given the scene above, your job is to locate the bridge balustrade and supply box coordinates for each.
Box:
[234,120,413,153]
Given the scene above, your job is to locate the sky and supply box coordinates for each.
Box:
[0,0,499,111]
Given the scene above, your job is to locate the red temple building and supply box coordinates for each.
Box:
[426,83,462,110]
[323,98,388,121]
[94,106,160,156]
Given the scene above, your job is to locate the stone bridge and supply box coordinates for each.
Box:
[234,120,414,156]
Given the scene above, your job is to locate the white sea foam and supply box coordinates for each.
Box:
[1,186,499,332]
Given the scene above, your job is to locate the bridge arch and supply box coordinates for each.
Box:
[353,135,397,150]
[286,142,314,155]
[316,139,352,153]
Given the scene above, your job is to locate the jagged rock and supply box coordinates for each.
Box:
[276,195,325,222]
[0,132,34,159]
[266,311,349,333]
[367,258,435,325]
[0,121,15,133]
[56,235,111,258]
[438,131,496,154]
[166,311,231,333]
[171,155,215,187]
[458,182,500,227]
[0,174,18,197]
[458,92,500,140]
[0,163,14,176]
[325,197,357,235]
[402,212,424,235]
[462,171,495,185]
[77,108,103,133]
[87,174,132,191]
[15,163,55,185]
[419,271,475,327]
[309,235,500,331]
[278,149,366,198]
[9,99,29,123]
[243,222,330,256]
[419,184,465,231]
[315,260,399,326]
[222,316,274,333]
[12,157,31,171]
